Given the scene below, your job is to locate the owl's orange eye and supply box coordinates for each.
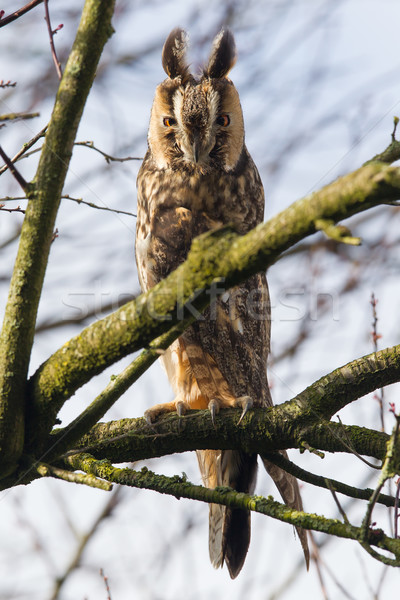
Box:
[163,117,176,127]
[216,114,230,127]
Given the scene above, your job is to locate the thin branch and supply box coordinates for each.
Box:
[0,125,47,176]
[335,415,381,469]
[0,204,25,214]
[327,484,350,524]
[36,461,112,490]
[262,452,395,507]
[75,140,142,163]
[43,0,62,79]
[364,117,400,165]
[0,194,136,218]
[371,292,385,432]
[0,0,43,27]
[61,194,136,217]
[0,145,28,191]
[48,487,122,600]
[0,80,17,88]
[99,569,112,600]
[0,111,39,122]
[395,478,400,538]
[359,419,400,566]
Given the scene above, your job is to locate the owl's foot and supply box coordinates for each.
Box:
[208,395,253,427]
[144,397,190,426]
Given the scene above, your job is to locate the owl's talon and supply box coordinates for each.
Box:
[176,400,187,418]
[236,395,253,425]
[144,409,159,432]
[208,398,220,427]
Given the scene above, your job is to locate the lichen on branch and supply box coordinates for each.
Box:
[27,162,400,451]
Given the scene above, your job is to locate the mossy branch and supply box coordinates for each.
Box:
[36,461,112,491]
[0,0,116,477]
[61,410,389,467]
[65,453,400,565]
[27,162,400,451]
[2,348,398,493]
[38,344,398,467]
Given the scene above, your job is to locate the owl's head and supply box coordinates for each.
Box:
[148,28,245,174]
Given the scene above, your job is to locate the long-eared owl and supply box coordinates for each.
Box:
[135,28,309,578]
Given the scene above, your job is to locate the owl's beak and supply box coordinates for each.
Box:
[192,130,201,163]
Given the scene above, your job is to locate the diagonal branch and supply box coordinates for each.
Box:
[0,0,43,28]
[261,452,395,507]
[26,162,400,451]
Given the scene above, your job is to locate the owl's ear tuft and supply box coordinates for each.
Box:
[162,28,189,80]
[204,29,236,79]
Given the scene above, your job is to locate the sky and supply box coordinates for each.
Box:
[1,1,400,599]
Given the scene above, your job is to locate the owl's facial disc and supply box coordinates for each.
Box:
[168,83,219,166]
[149,75,244,172]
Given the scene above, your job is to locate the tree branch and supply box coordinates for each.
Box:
[0,145,28,190]
[0,0,43,27]
[43,0,62,79]
[0,0,116,478]
[262,452,395,507]
[65,453,400,565]
[26,162,400,452]
[0,125,47,176]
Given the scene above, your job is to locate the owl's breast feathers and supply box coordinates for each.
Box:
[136,146,264,283]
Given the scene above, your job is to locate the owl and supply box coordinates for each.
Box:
[135,28,309,578]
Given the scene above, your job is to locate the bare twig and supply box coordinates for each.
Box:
[36,461,112,491]
[74,140,143,163]
[392,116,399,142]
[0,194,136,219]
[0,112,39,122]
[0,80,17,88]
[61,194,136,217]
[0,0,43,28]
[311,534,358,600]
[359,419,400,566]
[43,0,62,79]
[309,536,329,600]
[100,569,112,600]
[48,488,122,600]
[394,478,400,538]
[336,415,382,469]
[0,145,28,191]
[0,125,47,176]
[327,483,350,524]
[0,204,25,214]
[371,293,385,432]
[262,451,395,507]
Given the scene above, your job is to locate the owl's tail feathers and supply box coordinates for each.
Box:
[209,503,251,579]
[197,449,258,579]
[261,453,310,569]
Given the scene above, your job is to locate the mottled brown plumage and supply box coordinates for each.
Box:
[135,27,309,578]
